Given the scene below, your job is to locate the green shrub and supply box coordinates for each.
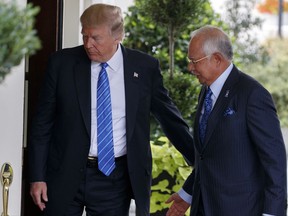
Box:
[150,136,192,215]
[149,71,199,214]
[0,1,41,83]
[150,70,200,139]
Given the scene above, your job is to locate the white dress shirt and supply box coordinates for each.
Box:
[89,46,127,157]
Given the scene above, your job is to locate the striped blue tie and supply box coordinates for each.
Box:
[97,62,115,176]
[199,87,213,143]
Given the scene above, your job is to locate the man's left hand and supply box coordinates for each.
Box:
[165,193,190,216]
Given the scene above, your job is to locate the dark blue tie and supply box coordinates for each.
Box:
[199,87,213,143]
[97,62,115,176]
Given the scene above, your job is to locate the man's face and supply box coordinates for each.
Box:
[187,38,216,86]
[81,25,120,62]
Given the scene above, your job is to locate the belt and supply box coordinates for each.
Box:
[87,155,126,168]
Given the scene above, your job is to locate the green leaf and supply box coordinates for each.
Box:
[150,137,193,214]
[0,1,41,83]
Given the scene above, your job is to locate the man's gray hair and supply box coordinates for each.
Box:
[191,25,233,61]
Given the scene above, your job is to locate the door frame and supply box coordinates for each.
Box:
[22,1,62,215]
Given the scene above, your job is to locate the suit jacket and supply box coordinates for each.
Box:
[29,45,195,216]
[184,65,287,216]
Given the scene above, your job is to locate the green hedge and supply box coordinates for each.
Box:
[151,137,192,215]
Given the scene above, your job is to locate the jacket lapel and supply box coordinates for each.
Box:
[121,46,140,143]
[74,52,91,138]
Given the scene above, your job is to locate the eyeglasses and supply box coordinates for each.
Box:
[187,54,211,65]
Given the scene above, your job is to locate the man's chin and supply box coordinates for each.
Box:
[196,76,203,83]
[87,54,101,62]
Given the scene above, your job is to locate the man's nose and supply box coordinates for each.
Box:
[188,62,195,74]
[84,37,94,49]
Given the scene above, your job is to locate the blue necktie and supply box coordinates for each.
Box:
[97,62,115,176]
[199,87,213,143]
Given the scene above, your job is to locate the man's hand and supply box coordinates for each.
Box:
[30,181,48,211]
[166,193,190,216]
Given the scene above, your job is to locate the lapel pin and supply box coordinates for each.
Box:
[133,72,139,78]
[225,90,230,98]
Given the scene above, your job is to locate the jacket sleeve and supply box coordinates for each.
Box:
[150,59,195,164]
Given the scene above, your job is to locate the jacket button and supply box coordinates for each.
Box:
[200,155,204,160]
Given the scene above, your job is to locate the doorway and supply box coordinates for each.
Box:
[22,1,62,215]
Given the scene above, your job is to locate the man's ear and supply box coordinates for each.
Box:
[212,52,223,65]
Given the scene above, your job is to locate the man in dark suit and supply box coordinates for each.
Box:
[28,3,194,216]
[166,25,287,216]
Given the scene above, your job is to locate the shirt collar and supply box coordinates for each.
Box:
[106,44,123,72]
[210,63,233,99]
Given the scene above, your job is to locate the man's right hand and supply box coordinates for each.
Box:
[30,181,48,211]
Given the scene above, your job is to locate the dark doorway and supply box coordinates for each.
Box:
[22,0,63,215]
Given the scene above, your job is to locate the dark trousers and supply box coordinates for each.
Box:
[65,156,132,216]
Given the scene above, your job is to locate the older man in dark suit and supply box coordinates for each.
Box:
[166,25,287,216]
[28,3,194,216]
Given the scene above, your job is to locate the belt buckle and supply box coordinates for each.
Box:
[88,156,97,161]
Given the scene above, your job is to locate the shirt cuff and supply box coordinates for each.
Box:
[262,214,274,216]
[178,188,192,204]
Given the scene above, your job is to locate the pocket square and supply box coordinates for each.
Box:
[224,107,236,116]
